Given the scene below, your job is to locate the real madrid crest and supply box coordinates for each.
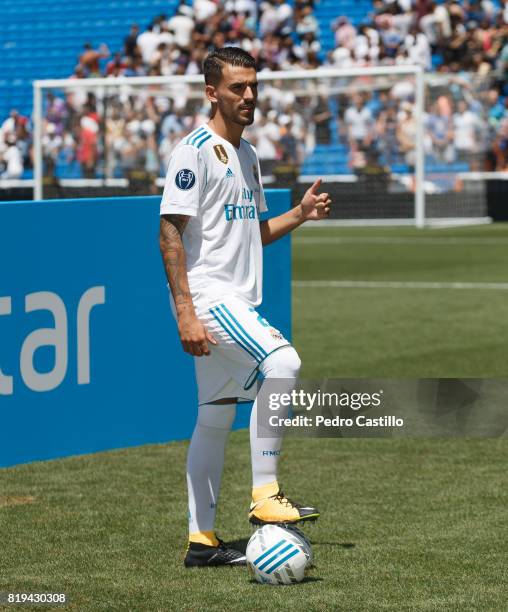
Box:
[213,144,229,164]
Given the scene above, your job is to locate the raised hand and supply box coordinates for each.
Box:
[300,178,332,221]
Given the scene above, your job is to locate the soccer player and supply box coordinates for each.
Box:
[159,47,331,567]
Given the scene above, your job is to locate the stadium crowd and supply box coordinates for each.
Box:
[2,0,508,181]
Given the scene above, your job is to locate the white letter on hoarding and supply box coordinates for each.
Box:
[0,296,13,395]
[20,292,68,392]
[77,286,105,385]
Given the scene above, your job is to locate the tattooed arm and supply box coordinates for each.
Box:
[159,214,216,357]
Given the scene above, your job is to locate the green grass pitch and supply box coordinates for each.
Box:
[1,223,507,611]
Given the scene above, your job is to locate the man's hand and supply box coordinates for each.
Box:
[178,312,217,357]
[160,213,217,357]
[299,178,331,221]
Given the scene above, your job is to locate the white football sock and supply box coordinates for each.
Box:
[250,347,301,490]
[187,402,236,536]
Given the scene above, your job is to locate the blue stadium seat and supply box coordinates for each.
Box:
[0,0,176,119]
[314,0,373,52]
[0,0,379,176]
[425,160,470,173]
[391,163,411,174]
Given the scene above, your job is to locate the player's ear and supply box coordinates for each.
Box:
[205,84,218,104]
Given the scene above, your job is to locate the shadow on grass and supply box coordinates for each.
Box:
[248,576,323,586]
[312,541,356,548]
[228,538,250,553]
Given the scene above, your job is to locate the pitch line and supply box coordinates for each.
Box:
[294,236,508,246]
[293,280,508,291]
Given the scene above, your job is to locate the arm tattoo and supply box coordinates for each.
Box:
[159,214,193,309]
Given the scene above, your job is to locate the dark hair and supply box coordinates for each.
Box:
[203,47,256,86]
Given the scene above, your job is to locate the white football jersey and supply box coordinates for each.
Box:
[160,123,267,314]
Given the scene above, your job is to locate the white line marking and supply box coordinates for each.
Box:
[293,280,508,291]
[294,237,508,246]
[297,217,492,228]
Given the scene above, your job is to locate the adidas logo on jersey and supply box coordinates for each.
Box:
[225,167,234,178]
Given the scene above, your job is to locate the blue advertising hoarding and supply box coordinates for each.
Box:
[0,191,291,467]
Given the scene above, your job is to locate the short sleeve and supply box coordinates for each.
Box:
[160,144,204,217]
[257,157,268,214]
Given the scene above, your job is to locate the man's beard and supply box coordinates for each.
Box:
[220,102,255,126]
[237,114,255,126]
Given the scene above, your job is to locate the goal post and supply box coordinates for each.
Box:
[33,66,430,224]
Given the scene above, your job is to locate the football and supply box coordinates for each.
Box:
[284,524,313,568]
[246,524,310,585]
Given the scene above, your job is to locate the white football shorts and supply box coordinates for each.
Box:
[193,297,291,404]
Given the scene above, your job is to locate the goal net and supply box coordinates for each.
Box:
[32,66,491,226]
[422,71,500,226]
